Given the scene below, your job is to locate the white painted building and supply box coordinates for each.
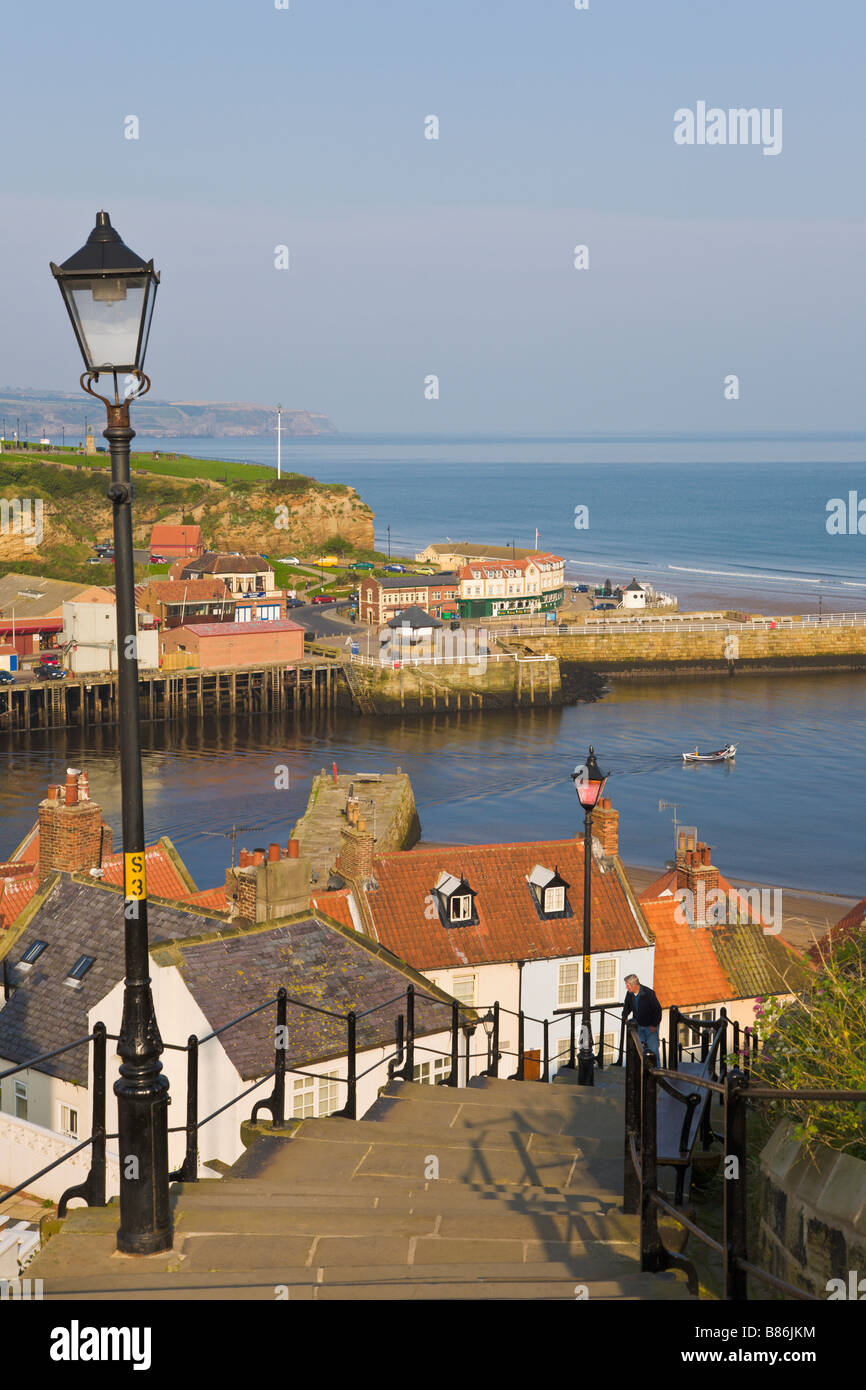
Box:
[62,601,159,674]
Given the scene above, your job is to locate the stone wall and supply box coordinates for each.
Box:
[507,626,866,674]
[352,656,561,714]
[758,1120,866,1297]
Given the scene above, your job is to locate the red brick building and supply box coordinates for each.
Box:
[160,618,304,669]
[359,572,460,626]
[137,579,234,629]
[149,524,203,559]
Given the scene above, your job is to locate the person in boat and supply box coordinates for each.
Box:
[694,746,699,756]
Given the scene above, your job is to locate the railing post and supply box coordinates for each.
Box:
[388,1014,405,1080]
[399,984,415,1081]
[251,987,286,1127]
[568,1010,576,1069]
[509,1009,525,1079]
[733,1018,740,1069]
[170,1035,199,1183]
[723,1070,749,1300]
[440,1002,459,1086]
[700,1020,710,1065]
[542,1018,550,1083]
[58,1023,107,1217]
[273,988,287,1125]
[464,1026,475,1086]
[616,1013,626,1067]
[491,1000,500,1078]
[719,1008,728,1083]
[338,1011,357,1119]
[623,1021,640,1215]
[595,1007,605,1070]
[639,1047,665,1271]
[668,1005,679,1072]
[743,1026,751,1081]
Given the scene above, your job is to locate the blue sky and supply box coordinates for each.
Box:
[2,0,863,432]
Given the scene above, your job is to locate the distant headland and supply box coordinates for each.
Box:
[0,387,338,439]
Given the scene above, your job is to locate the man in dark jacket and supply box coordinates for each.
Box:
[622,974,662,1060]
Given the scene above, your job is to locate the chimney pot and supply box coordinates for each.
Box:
[239,849,252,868]
[703,845,711,865]
[287,839,299,859]
[268,842,280,863]
[78,771,90,802]
[65,771,79,806]
[253,848,265,866]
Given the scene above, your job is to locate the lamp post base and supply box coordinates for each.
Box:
[114,1073,173,1255]
[577,1050,595,1086]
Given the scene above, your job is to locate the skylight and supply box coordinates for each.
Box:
[65,954,95,988]
[17,940,48,971]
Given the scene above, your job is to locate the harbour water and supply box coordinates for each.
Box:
[1,668,863,901]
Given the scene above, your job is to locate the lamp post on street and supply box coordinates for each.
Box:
[50,210,170,1255]
[571,746,608,1086]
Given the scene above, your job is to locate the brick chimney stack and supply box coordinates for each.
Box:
[336,822,375,884]
[37,769,111,882]
[591,797,619,857]
[676,840,720,923]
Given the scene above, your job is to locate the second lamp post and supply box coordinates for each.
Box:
[571,746,608,1085]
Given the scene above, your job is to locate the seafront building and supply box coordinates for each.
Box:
[358,552,565,626]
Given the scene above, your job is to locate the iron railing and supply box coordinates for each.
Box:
[623,1015,866,1300]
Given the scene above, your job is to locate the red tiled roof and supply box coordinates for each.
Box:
[181,886,229,911]
[150,525,201,546]
[0,875,40,931]
[810,896,866,962]
[640,899,732,1009]
[360,839,649,970]
[100,840,194,900]
[311,889,356,933]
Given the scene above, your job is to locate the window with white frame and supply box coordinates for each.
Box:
[58,1103,79,1138]
[595,957,618,1003]
[679,1010,714,1055]
[450,894,472,923]
[558,961,580,1007]
[292,1072,341,1118]
[13,1080,28,1121]
[452,973,476,1006]
[544,885,565,914]
[412,1056,449,1086]
[601,1032,616,1065]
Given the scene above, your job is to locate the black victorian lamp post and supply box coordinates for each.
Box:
[50,212,171,1255]
[571,746,608,1086]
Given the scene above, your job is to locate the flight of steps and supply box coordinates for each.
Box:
[30,1071,700,1300]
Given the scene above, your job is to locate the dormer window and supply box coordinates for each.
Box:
[433,871,478,928]
[527,865,570,919]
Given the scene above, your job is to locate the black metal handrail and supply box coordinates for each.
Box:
[622,1019,866,1300]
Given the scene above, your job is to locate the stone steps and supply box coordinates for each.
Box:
[27,1071,701,1301]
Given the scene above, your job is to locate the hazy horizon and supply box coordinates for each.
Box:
[2,0,863,434]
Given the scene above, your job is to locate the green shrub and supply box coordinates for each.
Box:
[750,933,866,1161]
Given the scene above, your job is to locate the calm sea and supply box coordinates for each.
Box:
[132,430,866,610]
[1,432,863,901]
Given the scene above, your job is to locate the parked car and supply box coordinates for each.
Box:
[38,652,61,666]
[348,561,374,570]
[36,665,66,680]
[591,602,618,611]
[384,564,406,573]
[575,584,589,593]
[149,554,168,564]
[278,556,300,565]
[86,556,103,564]
[315,556,340,568]
[286,598,305,609]
[312,594,333,605]
[0,670,15,685]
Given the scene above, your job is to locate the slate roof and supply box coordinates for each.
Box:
[0,876,218,1082]
[184,553,271,577]
[159,917,462,1080]
[99,839,197,900]
[0,574,108,619]
[375,573,459,591]
[139,579,231,606]
[358,839,651,970]
[386,606,442,629]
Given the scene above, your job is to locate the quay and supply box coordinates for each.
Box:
[0,659,341,731]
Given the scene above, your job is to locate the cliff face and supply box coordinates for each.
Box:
[0,458,374,571]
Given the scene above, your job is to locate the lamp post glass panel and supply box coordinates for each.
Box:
[50,212,171,1256]
[571,747,608,1085]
